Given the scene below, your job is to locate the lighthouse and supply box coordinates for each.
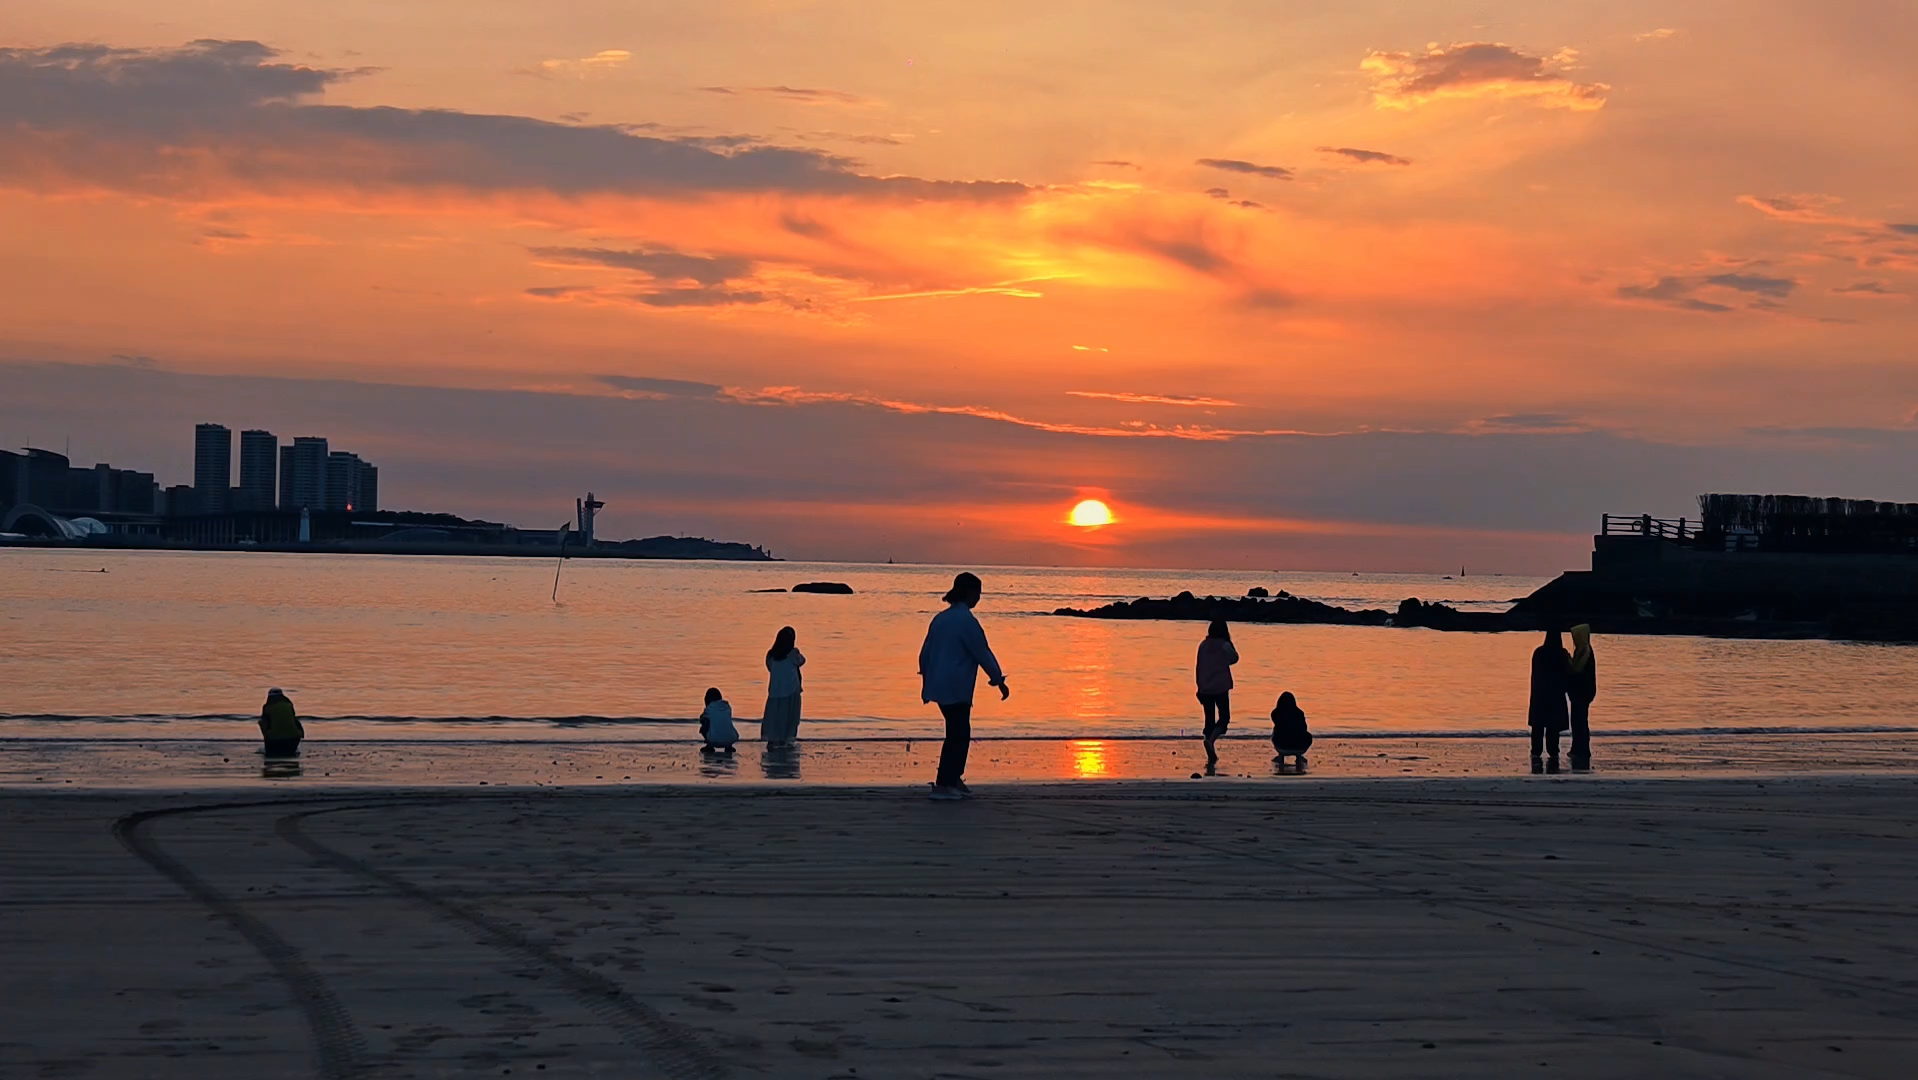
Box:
[575,492,605,546]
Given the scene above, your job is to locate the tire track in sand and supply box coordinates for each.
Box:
[114,801,372,1080]
[276,804,725,1080]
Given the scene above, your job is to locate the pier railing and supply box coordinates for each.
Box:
[1602,514,1696,540]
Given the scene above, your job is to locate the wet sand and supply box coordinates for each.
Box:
[4,777,1916,1078]
[7,729,1918,789]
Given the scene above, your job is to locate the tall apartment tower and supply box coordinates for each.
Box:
[319,453,381,513]
[357,463,379,513]
[193,423,232,514]
[237,429,277,510]
[278,436,328,509]
[324,452,360,511]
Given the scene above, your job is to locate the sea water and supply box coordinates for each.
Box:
[4,548,1914,747]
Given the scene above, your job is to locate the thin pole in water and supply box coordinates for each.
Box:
[552,523,572,603]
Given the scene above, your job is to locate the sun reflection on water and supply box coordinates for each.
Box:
[1069,739,1108,778]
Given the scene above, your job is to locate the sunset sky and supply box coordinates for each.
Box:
[4,1,1916,571]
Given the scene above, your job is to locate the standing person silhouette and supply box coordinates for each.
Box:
[1567,624,1597,771]
[919,572,1008,801]
[761,626,805,749]
[1528,629,1571,774]
[1195,620,1238,770]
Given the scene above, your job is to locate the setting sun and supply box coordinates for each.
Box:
[1068,499,1115,528]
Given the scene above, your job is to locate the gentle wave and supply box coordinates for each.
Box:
[0,713,686,725]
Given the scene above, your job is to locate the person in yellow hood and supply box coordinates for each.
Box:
[259,688,304,757]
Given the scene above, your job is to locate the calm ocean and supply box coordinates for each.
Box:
[4,548,1915,746]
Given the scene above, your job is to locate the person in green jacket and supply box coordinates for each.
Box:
[259,688,304,757]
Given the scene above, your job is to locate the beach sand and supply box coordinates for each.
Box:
[4,777,1916,1078]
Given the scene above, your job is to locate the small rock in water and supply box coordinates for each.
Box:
[1189,771,1203,779]
[792,581,854,594]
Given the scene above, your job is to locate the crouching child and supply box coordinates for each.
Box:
[699,687,739,754]
[1270,691,1312,770]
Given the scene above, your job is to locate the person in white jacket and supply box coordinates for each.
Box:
[918,572,1008,800]
[699,687,738,753]
[761,626,806,749]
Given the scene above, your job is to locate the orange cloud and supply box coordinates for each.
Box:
[1066,391,1240,407]
[723,385,1263,439]
[1361,42,1609,111]
[533,49,632,77]
[703,85,877,107]
[1735,193,1854,226]
[1316,146,1412,166]
[1736,194,1918,273]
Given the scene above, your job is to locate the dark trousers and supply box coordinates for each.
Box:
[1569,699,1592,762]
[937,702,972,787]
[263,738,301,757]
[1198,693,1231,735]
[1529,728,1561,759]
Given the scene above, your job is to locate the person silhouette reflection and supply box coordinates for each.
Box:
[759,742,801,781]
[261,758,303,780]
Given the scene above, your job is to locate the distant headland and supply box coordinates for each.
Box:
[0,423,774,561]
[1057,494,1918,643]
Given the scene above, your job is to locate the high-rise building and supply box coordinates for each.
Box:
[20,448,71,509]
[237,429,277,511]
[59,464,160,514]
[193,423,232,514]
[65,467,103,512]
[316,453,381,513]
[111,468,158,514]
[0,449,19,508]
[357,463,379,513]
[324,451,365,511]
[5,450,158,516]
[279,437,328,509]
[161,484,195,517]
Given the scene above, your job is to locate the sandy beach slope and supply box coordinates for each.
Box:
[3,777,1915,1078]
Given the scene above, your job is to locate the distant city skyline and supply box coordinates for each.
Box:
[189,423,379,514]
[8,360,1918,573]
[3,421,380,525]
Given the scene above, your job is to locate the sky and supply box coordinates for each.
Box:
[3,1,1916,572]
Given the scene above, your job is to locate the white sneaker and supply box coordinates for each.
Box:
[928,786,964,801]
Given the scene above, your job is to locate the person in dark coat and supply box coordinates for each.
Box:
[259,688,304,757]
[1195,620,1239,769]
[1566,624,1597,771]
[1528,630,1570,773]
[1270,691,1312,771]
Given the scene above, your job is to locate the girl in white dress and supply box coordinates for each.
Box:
[761,626,805,748]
